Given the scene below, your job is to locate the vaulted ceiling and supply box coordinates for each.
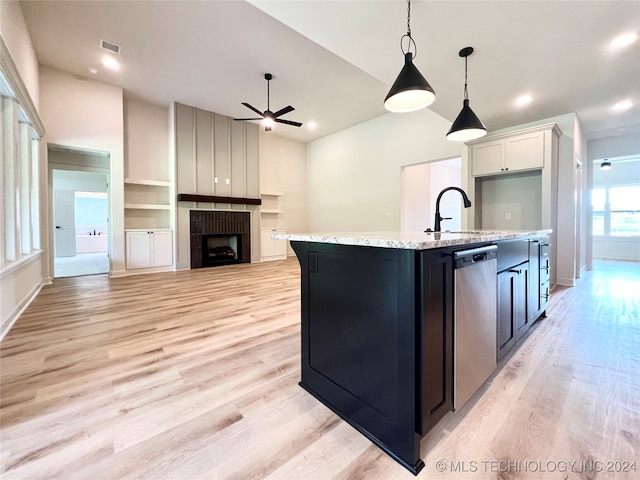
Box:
[20,0,640,143]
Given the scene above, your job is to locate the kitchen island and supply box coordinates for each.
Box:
[274,230,551,475]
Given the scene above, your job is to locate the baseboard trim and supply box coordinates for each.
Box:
[0,282,43,341]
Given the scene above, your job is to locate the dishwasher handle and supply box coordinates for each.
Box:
[453,245,497,269]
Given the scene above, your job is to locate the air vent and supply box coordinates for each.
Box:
[100,39,121,54]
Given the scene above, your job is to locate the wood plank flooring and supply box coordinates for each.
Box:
[1,258,638,479]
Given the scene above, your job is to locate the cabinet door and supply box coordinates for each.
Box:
[472,140,504,176]
[126,231,151,269]
[261,229,275,258]
[528,239,541,319]
[273,229,287,257]
[514,264,529,340]
[505,131,544,172]
[497,270,516,360]
[151,231,173,267]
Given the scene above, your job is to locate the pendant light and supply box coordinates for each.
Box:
[446,47,487,141]
[600,159,612,170]
[384,0,435,112]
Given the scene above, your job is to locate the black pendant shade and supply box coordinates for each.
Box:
[384,0,435,112]
[446,99,487,141]
[446,46,487,141]
[384,52,436,112]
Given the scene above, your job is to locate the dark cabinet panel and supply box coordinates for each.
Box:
[497,263,528,360]
[291,241,425,475]
[417,250,453,435]
[497,270,517,359]
[528,235,551,322]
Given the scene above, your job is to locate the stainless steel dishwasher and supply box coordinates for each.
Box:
[453,245,498,411]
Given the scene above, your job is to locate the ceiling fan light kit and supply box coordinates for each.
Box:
[234,73,302,132]
[600,159,612,170]
[446,46,487,142]
[384,0,435,112]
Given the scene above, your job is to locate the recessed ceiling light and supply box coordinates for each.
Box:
[610,32,638,48]
[308,121,317,131]
[88,67,98,74]
[613,99,633,111]
[515,95,532,106]
[101,56,120,71]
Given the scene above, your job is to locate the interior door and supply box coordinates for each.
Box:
[54,190,76,257]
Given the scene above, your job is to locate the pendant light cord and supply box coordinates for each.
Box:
[401,0,418,59]
[464,55,468,100]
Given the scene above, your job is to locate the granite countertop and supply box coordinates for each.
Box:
[272,230,552,250]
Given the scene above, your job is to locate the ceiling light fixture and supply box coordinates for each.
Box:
[308,121,317,131]
[600,159,612,170]
[613,99,633,111]
[384,0,435,112]
[446,47,486,142]
[87,67,98,75]
[101,56,120,71]
[611,32,638,48]
[516,95,532,106]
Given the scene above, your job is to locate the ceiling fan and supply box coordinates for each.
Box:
[234,73,302,131]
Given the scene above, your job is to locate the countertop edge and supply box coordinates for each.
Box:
[272,230,552,250]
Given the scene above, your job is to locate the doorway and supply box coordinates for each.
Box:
[49,146,111,277]
[401,157,463,232]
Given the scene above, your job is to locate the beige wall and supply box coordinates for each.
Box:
[260,133,307,255]
[306,109,462,232]
[39,66,126,276]
[124,97,170,182]
[0,1,44,339]
[0,1,39,107]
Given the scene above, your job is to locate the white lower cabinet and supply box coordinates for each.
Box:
[261,228,287,261]
[126,230,173,270]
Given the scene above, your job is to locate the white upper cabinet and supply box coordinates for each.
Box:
[471,129,546,176]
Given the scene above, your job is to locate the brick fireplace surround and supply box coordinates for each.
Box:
[189,210,251,269]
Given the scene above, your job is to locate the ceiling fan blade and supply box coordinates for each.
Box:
[242,102,264,117]
[272,105,294,118]
[275,119,303,127]
[234,118,262,121]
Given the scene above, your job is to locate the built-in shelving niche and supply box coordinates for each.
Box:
[475,170,542,231]
[124,179,171,230]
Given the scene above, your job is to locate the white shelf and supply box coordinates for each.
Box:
[261,209,284,214]
[261,191,284,197]
[125,179,171,187]
[125,203,171,210]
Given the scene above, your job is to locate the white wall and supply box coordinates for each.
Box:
[306,109,462,232]
[0,1,44,340]
[260,133,307,255]
[124,97,169,182]
[39,66,126,276]
[401,158,463,232]
[0,1,39,107]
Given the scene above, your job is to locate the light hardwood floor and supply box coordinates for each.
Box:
[1,258,638,479]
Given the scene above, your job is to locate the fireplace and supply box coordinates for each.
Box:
[203,234,241,267]
[190,210,251,269]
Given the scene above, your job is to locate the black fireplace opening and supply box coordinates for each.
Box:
[203,234,242,267]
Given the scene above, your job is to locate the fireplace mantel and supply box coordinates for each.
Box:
[177,194,261,206]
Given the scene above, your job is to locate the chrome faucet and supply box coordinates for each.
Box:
[426,187,472,232]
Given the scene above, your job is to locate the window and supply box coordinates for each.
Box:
[592,185,640,236]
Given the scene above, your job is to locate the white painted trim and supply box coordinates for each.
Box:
[465,123,562,146]
[0,249,42,279]
[0,281,42,341]
[556,277,576,287]
[0,35,45,137]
